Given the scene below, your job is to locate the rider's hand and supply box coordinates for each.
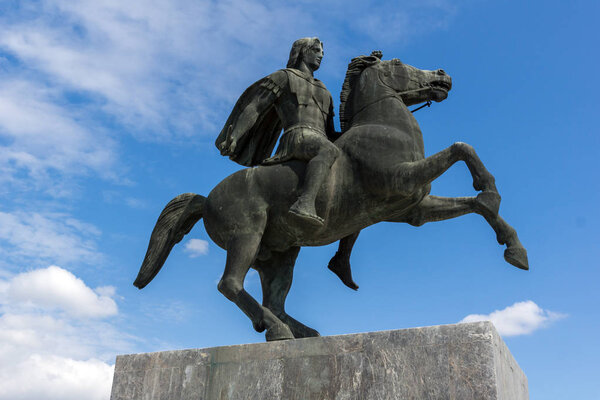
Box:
[220,125,237,155]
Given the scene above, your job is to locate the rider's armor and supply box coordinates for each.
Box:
[261,69,335,164]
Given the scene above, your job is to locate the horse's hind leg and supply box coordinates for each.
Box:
[255,247,320,338]
[399,195,528,270]
[218,233,294,341]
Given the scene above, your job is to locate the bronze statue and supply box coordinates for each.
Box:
[134,40,529,342]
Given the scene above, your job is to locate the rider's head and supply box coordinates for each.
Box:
[287,37,323,70]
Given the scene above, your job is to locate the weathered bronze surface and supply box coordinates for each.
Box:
[135,38,528,342]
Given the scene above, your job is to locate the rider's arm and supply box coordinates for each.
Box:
[325,98,341,142]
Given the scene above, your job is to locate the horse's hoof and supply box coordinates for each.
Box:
[292,324,320,338]
[266,323,295,341]
[476,191,501,217]
[252,320,266,333]
[278,314,321,338]
[303,328,320,338]
[504,247,529,270]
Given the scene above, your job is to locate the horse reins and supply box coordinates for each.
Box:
[397,86,434,113]
[411,100,432,113]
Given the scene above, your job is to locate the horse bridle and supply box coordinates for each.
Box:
[350,85,435,124]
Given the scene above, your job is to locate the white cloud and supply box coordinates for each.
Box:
[2,266,117,318]
[184,238,209,257]
[0,0,457,194]
[460,300,566,337]
[95,285,117,298]
[0,0,310,193]
[0,1,456,136]
[0,210,103,267]
[0,354,113,400]
[0,79,119,194]
[0,0,312,140]
[0,266,134,400]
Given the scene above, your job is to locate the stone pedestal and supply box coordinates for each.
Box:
[110,321,528,399]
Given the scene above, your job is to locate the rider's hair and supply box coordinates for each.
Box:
[287,37,322,69]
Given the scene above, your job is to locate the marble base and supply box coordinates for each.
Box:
[110,321,528,399]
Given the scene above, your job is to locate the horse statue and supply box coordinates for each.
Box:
[134,53,529,342]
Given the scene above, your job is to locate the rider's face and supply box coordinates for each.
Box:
[302,43,323,72]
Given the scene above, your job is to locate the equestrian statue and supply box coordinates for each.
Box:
[134,37,529,342]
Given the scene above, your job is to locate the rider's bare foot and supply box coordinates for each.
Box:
[289,202,324,227]
[328,253,359,290]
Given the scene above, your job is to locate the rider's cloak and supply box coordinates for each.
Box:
[215,74,285,167]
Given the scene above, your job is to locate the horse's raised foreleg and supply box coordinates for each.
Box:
[398,195,478,226]
[255,247,320,339]
[480,211,529,270]
[217,233,294,341]
[396,195,528,270]
[395,142,498,195]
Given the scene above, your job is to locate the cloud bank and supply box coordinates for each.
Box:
[4,265,117,318]
[0,0,457,194]
[460,300,565,337]
[0,266,131,400]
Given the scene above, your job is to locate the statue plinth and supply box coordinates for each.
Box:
[110,321,528,400]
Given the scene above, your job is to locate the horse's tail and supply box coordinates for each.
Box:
[134,193,206,289]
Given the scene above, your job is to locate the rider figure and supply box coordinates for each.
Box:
[216,37,358,289]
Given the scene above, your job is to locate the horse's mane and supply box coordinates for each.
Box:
[339,52,381,133]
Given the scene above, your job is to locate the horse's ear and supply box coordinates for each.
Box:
[349,55,381,65]
[370,50,383,59]
[364,56,380,63]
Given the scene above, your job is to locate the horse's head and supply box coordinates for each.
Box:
[377,58,452,106]
[340,53,453,132]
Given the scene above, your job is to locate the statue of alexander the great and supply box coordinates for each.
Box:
[216,37,359,289]
[135,39,528,342]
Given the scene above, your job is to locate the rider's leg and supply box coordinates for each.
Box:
[328,231,360,290]
[289,135,341,226]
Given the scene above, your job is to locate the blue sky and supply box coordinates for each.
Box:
[0,0,598,399]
